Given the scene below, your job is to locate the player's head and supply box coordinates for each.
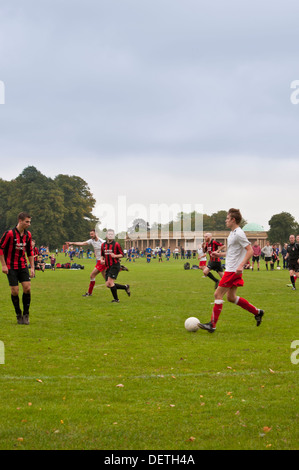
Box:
[89,229,97,240]
[296,235,299,243]
[106,229,115,241]
[17,211,31,229]
[289,234,295,243]
[204,233,212,242]
[226,208,242,227]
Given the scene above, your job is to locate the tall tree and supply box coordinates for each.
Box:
[6,166,66,247]
[54,174,98,242]
[268,212,298,245]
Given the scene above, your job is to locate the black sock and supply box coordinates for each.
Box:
[11,295,22,315]
[207,272,218,282]
[291,276,295,287]
[114,283,126,290]
[22,292,31,315]
[110,285,118,300]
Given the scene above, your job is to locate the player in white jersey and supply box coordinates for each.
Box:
[199,209,264,333]
[66,229,106,297]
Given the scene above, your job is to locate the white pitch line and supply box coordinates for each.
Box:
[0,369,297,382]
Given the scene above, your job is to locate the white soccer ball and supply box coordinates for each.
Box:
[184,317,200,332]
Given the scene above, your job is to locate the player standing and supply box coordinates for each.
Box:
[285,234,299,290]
[199,209,264,333]
[100,229,130,302]
[66,229,106,297]
[0,212,35,324]
[251,241,261,271]
[202,233,224,289]
[145,246,152,263]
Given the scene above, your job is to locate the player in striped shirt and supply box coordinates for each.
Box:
[100,229,130,303]
[0,212,34,324]
[202,233,224,289]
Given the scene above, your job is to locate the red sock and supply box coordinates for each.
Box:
[88,280,95,295]
[236,296,258,315]
[211,300,224,328]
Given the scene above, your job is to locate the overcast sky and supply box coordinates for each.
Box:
[0,0,298,231]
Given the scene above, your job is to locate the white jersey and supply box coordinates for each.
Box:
[197,247,207,261]
[86,238,105,260]
[225,227,250,272]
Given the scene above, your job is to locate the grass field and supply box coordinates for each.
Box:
[0,255,298,450]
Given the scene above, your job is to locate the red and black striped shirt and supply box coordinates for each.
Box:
[0,227,34,269]
[101,241,124,268]
[204,239,223,262]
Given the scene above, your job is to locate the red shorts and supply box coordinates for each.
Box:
[199,261,207,267]
[95,260,107,272]
[219,271,244,288]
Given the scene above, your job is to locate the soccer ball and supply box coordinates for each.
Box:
[184,317,200,332]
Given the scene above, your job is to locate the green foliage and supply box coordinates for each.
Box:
[0,167,98,248]
[268,212,299,245]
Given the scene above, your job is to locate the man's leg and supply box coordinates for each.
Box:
[10,285,23,323]
[83,268,100,296]
[227,287,264,325]
[21,281,31,325]
[199,286,228,332]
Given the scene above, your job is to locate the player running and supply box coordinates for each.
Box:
[199,208,264,333]
[66,229,106,297]
[100,229,130,303]
[202,233,224,289]
[0,212,35,325]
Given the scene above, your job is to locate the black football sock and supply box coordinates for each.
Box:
[22,292,31,315]
[11,294,22,316]
[110,285,119,300]
[114,283,126,290]
[291,276,295,287]
[207,272,218,283]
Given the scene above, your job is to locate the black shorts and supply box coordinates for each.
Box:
[7,268,31,286]
[252,256,260,262]
[207,260,223,272]
[265,257,272,262]
[288,260,299,272]
[105,263,121,281]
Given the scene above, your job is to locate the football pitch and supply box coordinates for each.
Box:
[0,256,298,450]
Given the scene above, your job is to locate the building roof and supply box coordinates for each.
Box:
[243,222,265,232]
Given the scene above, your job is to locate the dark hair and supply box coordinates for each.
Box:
[18,211,31,221]
[228,208,242,225]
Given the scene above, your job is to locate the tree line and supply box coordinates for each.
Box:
[1,167,298,249]
[0,166,98,248]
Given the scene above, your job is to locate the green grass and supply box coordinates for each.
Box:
[0,256,298,450]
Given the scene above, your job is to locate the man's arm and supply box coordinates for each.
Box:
[65,241,89,247]
[0,254,8,275]
[236,244,253,274]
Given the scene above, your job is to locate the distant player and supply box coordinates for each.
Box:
[285,234,299,290]
[197,243,207,270]
[202,233,224,289]
[66,229,106,297]
[251,241,261,271]
[199,208,264,333]
[166,247,171,261]
[100,229,130,303]
[0,212,35,325]
[145,246,152,263]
